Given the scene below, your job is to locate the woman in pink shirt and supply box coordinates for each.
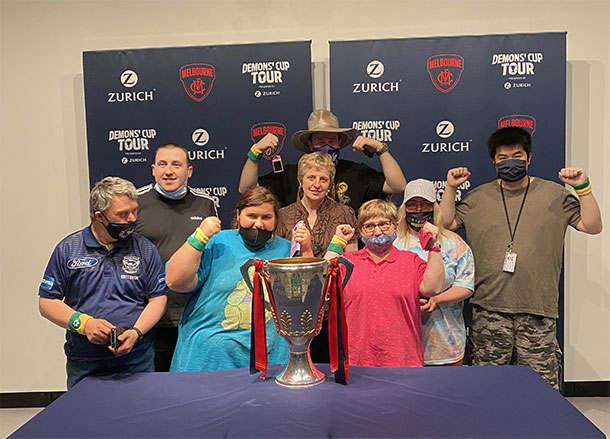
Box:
[325,199,444,367]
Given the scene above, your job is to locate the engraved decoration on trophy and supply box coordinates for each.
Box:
[241,257,353,388]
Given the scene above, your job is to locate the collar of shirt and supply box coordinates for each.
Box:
[83,225,130,250]
[351,246,400,265]
[295,195,333,216]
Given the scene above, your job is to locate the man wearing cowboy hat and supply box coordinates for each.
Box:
[238,109,406,213]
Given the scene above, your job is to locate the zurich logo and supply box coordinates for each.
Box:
[67,257,99,269]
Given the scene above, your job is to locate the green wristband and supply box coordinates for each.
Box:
[68,312,83,333]
[572,178,590,190]
[327,242,344,255]
[187,234,207,251]
[247,149,261,162]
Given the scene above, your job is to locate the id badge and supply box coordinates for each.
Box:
[272,155,284,173]
[503,251,517,273]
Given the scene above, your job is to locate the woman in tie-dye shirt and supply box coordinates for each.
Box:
[394,179,474,366]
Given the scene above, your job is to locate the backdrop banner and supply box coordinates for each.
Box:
[83,41,312,223]
[330,32,567,370]
[330,32,565,203]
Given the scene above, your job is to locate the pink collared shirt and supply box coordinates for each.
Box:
[342,247,427,367]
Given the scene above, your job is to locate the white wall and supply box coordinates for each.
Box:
[1,0,608,392]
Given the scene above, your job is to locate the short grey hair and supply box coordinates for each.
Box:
[89,177,138,220]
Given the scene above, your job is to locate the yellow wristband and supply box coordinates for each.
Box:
[575,185,592,196]
[76,314,92,335]
[195,227,210,244]
[251,144,263,156]
[330,235,347,248]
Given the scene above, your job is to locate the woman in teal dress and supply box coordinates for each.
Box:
[166,186,312,371]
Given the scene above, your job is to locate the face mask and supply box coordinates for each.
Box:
[312,144,340,162]
[495,159,527,183]
[239,225,273,249]
[405,211,433,232]
[361,231,397,254]
[154,182,187,200]
[101,213,136,240]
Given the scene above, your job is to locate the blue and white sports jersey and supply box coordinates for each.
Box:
[39,226,167,360]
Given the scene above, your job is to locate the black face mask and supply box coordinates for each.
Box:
[101,212,136,240]
[238,225,273,249]
[405,211,433,232]
[495,159,527,183]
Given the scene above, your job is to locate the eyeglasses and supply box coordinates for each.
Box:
[404,201,434,212]
[361,221,394,233]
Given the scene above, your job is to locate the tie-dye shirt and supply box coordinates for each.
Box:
[395,231,474,365]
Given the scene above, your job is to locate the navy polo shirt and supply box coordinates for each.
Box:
[39,226,167,360]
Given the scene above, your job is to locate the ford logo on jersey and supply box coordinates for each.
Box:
[67,257,99,269]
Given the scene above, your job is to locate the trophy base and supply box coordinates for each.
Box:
[275,352,325,388]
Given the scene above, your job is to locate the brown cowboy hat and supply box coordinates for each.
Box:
[292,109,357,153]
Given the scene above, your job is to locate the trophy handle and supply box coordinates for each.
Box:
[337,256,354,289]
[240,258,256,293]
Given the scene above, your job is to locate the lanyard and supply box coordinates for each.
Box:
[500,178,530,251]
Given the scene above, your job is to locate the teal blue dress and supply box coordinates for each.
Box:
[171,230,290,372]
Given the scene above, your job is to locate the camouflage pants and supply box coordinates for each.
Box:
[470,305,561,389]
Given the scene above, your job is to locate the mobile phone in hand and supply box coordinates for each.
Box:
[110,327,124,348]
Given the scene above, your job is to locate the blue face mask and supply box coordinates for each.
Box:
[312,144,340,162]
[361,231,397,254]
[495,159,527,183]
[154,182,187,200]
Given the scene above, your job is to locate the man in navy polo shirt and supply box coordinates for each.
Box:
[39,177,168,388]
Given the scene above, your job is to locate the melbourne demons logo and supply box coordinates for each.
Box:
[427,54,464,93]
[180,63,215,102]
[498,114,536,136]
[250,122,286,160]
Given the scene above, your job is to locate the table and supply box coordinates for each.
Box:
[10,365,604,438]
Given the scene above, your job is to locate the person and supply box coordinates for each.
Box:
[238,109,407,212]
[439,126,602,388]
[38,177,168,388]
[394,179,474,366]
[276,152,358,257]
[326,199,445,367]
[135,143,217,372]
[275,152,357,363]
[166,186,313,372]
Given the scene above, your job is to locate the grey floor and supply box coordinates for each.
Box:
[1,397,608,438]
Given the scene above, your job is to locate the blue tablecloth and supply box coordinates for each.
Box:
[10,365,604,438]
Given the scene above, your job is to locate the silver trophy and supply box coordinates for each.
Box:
[241,257,353,388]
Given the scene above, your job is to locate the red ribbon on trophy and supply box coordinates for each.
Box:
[327,258,350,384]
[250,259,269,378]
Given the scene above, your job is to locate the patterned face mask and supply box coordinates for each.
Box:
[361,231,397,254]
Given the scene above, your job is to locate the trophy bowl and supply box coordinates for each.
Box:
[241,257,352,388]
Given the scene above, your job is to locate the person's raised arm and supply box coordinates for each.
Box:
[558,167,603,235]
[440,167,471,230]
[352,136,406,194]
[292,223,314,258]
[238,133,279,194]
[418,222,445,297]
[166,216,221,292]
[324,224,355,259]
